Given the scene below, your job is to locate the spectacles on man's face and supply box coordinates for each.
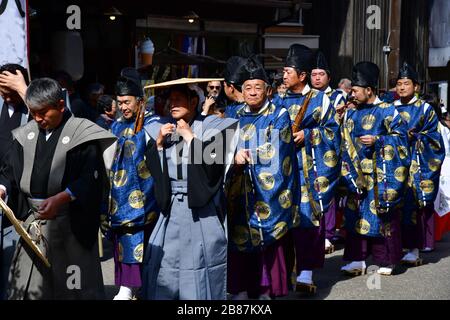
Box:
[208,86,221,90]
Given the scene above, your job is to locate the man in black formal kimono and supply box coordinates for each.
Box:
[0,78,117,300]
[0,63,30,299]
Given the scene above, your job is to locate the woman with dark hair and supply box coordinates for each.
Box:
[141,80,238,300]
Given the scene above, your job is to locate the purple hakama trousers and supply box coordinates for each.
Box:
[343,210,403,266]
[402,206,435,250]
[292,215,326,272]
[228,237,289,298]
[113,224,153,288]
[325,199,337,240]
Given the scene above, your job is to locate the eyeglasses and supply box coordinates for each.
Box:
[208,86,221,90]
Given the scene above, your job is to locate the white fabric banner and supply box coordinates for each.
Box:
[0,0,28,68]
[435,124,450,217]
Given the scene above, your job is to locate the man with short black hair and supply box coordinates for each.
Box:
[53,70,94,121]
[278,44,341,293]
[310,51,346,253]
[96,95,116,130]
[395,62,444,264]
[223,56,246,118]
[340,62,410,277]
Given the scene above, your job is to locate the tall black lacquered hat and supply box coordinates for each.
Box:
[115,67,143,97]
[285,44,313,73]
[241,57,269,84]
[223,56,247,87]
[397,62,419,84]
[351,61,380,89]
[312,51,330,74]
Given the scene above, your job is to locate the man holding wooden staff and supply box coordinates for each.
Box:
[277,44,340,294]
[0,77,116,299]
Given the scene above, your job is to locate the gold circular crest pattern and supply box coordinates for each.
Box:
[369,200,377,215]
[133,243,144,262]
[324,129,335,141]
[288,104,301,121]
[397,145,409,159]
[272,221,288,240]
[240,124,257,141]
[280,125,292,144]
[278,190,292,209]
[113,170,128,188]
[312,107,322,123]
[314,176,330,193]
[428,159,442,172]
[341,161,349,176]
[382,145,395,161]
[121,128,134,138]
[323,150,338,168]
[361,159,373,174]
[345,118,354,133]
[410,160,419,174]
[129,190,145,209]
[355,219,371,235]
[400,111,411,123]
[123,140,136,158]
[385,189,398,202]
[394,166,408,182]
[257,143,275,161]
[250,228,261,246]
[311,129,322,146]
[258,172,275,191]
[384,116,393,129]
[137,160,151,180]
[362,114,376,130]
[255,201,271,220]
[420,180,434,194]
[304,154,313,171]
[364,175,374,191]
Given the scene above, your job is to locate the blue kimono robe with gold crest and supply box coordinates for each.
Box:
[277,85,341,228]
[324,86,346,110]
[226,100,299,252]
[341,97,410,237]
[394,97,445,225]
[108,114,159,264]
[225,101,244,119]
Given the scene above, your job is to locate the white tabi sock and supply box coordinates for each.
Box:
[297,270,313,284]
[113,286,133,300]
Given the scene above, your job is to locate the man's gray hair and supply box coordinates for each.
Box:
[338,78,352,90]
[25,78,64,110]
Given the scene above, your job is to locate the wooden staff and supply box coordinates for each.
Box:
[0,198,50,268]
[292,91,314,134]
[133,101,146,134]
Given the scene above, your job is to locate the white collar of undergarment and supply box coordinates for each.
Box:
[394,96,418,106]
[324,86,333,94]
[7,103,14,118]
[244,99,270,114]
[373,96,383,105]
